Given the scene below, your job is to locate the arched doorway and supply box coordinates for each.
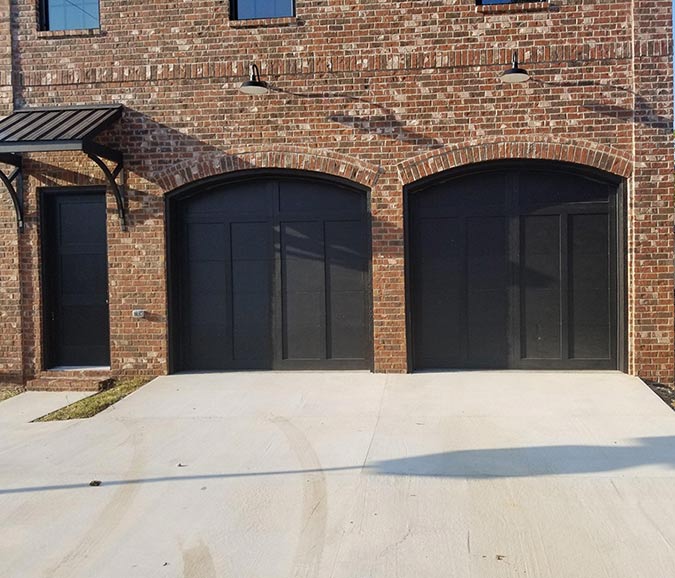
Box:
[167,171,372,372]
[406,161,625,371]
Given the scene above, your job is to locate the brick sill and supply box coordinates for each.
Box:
[36,28,103,39]
[229,16,301,28]
[476,1,552,14]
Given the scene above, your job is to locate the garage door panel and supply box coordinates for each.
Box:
[520,172,610,206]
[465,216,509,366]
[187,181,276,215]
[467,257,506,289]
[231,260,271,292]
[184,249,230,367]
[329,291,367,360]
[188,291,228,326]
[325,220,365,256]
[187,223,226,260]
[189,261,227,293]
[183,232,229,368]
[467,217,507,289]
[467,216,506,255]
[570,324,611,359]
[571,258,610,287]
[229,221,273,365]
[325,221,367,290]
[279,219,332,359]
[521,215,561,283]
[415,261,460,294]
[467,293,508,365]
[279,180,364,213]
[414,219,462,291]
[416,218,462,256]
[283,292,325,360]
[412,216,464,368]
[325,220,369,361]
[282,222,325,291]
[232,291,271,362]
[231,221,272,260]
[570,213,609,253]
[569,213,612,360]
[414,295,464,367]
[570,288,610,325]
[327,261,366,292]
[520,213,562,360]
[418,173,507,210]
[521,293,562,359]
[186,324,232,370]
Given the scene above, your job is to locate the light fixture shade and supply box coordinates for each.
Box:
[501,51,529,83]
[239,80,270,95]
[239,63,270,95]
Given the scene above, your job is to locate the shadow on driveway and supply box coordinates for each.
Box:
[2,436,674,495]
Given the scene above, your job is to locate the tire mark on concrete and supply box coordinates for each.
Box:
[182,539,217,578]
[271,416,328,578]
[45,424,146,578]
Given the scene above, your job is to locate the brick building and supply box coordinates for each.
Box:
[0,0,672,389]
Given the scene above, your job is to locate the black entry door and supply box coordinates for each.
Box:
[172,175,371,371]
[409,164,621,370]
[43,191,110,367]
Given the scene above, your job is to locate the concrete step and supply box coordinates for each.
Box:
[26,370,113,392]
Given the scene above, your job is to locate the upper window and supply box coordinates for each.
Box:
[40,0,100,31]
[231,0,294,20]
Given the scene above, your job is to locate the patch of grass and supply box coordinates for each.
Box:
[34,377,150,422]
[0,386,23,403]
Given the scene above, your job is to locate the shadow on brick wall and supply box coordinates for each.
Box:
[531,79,672,130]
[114,109,254,185]
[275,88,444,150]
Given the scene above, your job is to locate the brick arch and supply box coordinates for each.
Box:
[397,139,632,185]
[156,146,382,192]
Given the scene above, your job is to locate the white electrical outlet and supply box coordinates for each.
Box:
[132,309,146,319]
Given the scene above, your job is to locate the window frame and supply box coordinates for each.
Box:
[475,0,546,4]
[230,0,296,21]
[38,0,101,32]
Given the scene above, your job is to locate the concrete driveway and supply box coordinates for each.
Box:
[1,371,674,578]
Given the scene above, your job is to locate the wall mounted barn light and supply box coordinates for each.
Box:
[501,51,529,84]
[239,63,270,95]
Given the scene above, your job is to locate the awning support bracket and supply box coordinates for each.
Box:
[0,153,24,232]
[84,141,126,231]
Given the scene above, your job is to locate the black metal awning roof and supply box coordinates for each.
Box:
[0,104,122,154]
[0,104,125,231]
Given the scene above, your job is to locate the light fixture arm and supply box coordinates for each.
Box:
[249,63,262,83]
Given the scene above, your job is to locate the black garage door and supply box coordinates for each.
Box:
[170,173,371,371]
[408,162,623,370]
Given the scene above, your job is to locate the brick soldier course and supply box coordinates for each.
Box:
[0,0,672,388]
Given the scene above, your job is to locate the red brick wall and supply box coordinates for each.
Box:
[0,0,20,384]
[630,0,674,384]
[0,0,11,114]
[0,0,672,383]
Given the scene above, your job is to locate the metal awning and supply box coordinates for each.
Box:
[0,104,125,231]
